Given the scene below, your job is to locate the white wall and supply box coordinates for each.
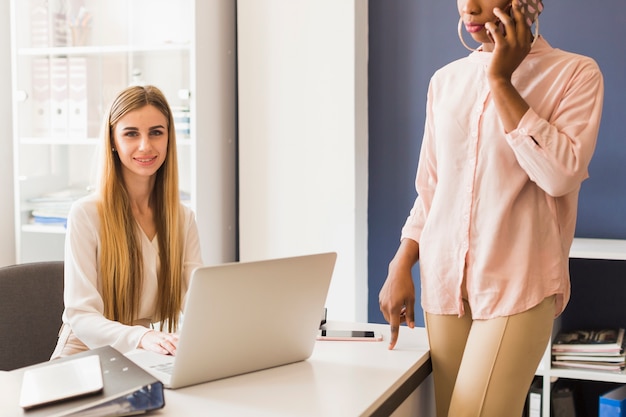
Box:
[237,0,369,322]
[0,0,16,267]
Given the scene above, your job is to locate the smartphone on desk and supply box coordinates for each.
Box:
[317,329,383,342]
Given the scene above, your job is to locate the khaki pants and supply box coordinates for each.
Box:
[425,296,555,417]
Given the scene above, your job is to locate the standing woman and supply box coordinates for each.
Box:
[51,85,203,359]
[378,1,603,416]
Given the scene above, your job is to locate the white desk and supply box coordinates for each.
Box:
[0,322,434,417]
[155,322,434,417]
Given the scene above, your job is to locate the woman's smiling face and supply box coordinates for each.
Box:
[112,104,169,183]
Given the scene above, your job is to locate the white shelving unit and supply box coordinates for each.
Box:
[10,0,236,265]
[569,238,626,262]
[535,237,626,416]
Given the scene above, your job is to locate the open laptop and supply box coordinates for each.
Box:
[126,252,336,389]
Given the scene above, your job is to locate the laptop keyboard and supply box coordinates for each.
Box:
[150,362,174,375]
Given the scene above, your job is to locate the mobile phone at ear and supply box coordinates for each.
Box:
[518,0,543,27]
[498,1,541,34]
[317,329,383,342]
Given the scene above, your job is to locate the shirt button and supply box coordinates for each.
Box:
[519,128,527,135]
[471,131,478,138]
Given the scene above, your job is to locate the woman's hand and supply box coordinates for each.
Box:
[486,1,533,82]
[484,1,532,132]
[379,239,419,350]
[140,330,179,355]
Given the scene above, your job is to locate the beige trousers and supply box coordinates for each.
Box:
[425,296,555,417]
[50,323,89,360]
[50,319,153,360]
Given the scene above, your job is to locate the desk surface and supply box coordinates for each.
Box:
[0,322,431,417]
[154,322,431,417]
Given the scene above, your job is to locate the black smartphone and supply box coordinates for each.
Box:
[317,329,383,341]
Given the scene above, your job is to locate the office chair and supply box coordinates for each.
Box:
[0,261,64,371]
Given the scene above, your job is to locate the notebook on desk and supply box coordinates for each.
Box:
[126,252,337,389]
[0,345,164,417]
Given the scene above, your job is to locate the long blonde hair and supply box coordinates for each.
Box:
[97,85,183,332]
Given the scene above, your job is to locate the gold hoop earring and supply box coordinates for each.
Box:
[458,17,479,52]
[457,16,540,52]
[530,17,540,47]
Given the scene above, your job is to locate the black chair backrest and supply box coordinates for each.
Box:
[0,261,64,371]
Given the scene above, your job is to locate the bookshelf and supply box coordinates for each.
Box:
[10,0,236,264]
[534,237,626,417]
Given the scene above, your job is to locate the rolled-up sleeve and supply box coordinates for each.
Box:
[506,60,604,197]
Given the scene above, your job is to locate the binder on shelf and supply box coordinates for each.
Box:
[0,345,165,417]
[552,386,577,417]
[68,57,88,139]
[600,385,626,417]
[30,0,50,48]
[526,378,543,417]
[51,0,69,47]
[50,57,69,138]
[31,58,51,137]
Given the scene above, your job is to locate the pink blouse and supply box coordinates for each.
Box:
[401,37,604,319]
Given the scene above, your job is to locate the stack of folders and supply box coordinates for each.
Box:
[0,345,164,417]
[28,188,91,228]
[552,328,626,372]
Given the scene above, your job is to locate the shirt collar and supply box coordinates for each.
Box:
[467,36,553,64]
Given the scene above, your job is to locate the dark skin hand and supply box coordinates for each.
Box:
[379,239,419,349]
[486,1,533,133]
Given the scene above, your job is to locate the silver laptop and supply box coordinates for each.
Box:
[126,252,336,389]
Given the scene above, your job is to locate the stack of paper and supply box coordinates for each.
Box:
[552,328,626,372]
[28,188,91,227]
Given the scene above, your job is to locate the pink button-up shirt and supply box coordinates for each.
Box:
[401,37,604,319]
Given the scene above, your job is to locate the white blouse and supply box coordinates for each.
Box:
[60,194,204,353]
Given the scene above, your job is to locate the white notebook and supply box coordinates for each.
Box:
[19,355,103,409]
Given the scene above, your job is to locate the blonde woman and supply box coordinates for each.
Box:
[51,85,203,358]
